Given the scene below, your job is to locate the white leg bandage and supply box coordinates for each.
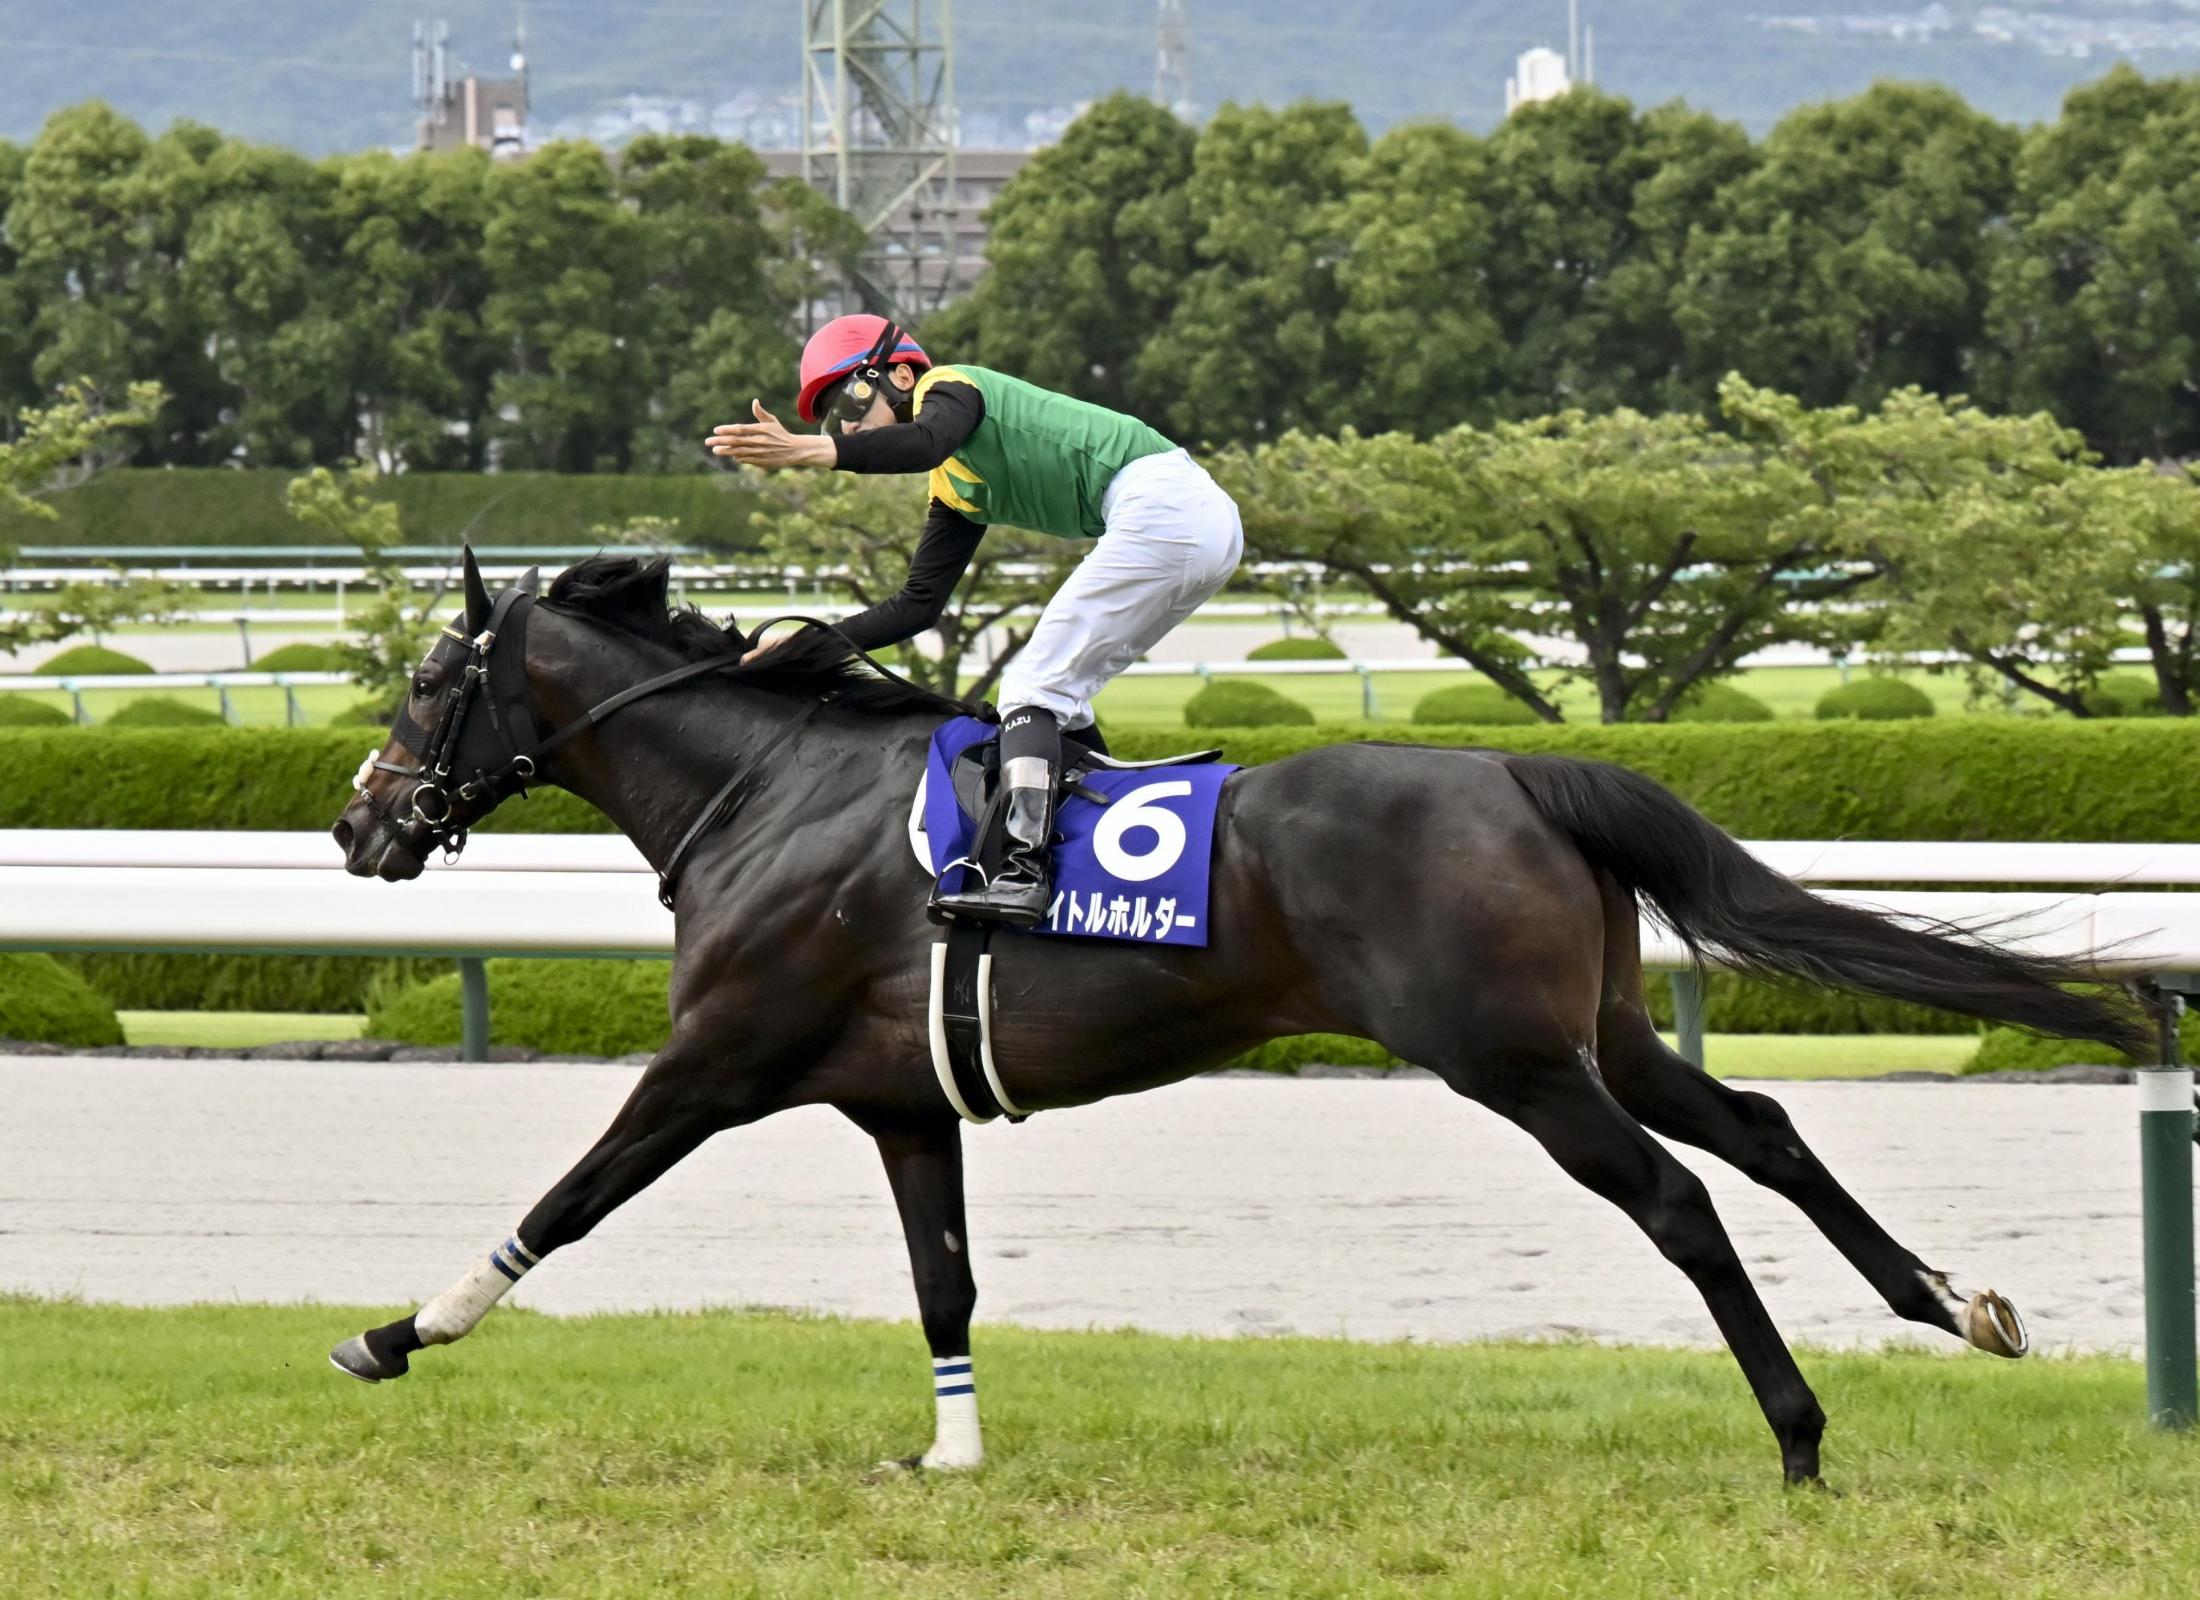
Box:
[415,1235,538,1345]
[923,1355,983,1470]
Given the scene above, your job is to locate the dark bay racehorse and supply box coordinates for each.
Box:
[328,551,2144,1486]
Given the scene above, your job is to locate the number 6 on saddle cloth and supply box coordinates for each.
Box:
[914,714,1236,948]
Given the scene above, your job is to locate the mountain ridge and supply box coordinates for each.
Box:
[3,1,2196,155]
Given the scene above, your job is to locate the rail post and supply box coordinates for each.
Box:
[2141,977,2197,1429]
[235,616,253,667]
[1671,969,1707,1070]
[1356,665,1381,720]
[459,958,491,1063]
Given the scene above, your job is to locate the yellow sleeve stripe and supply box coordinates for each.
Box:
[929,455,985,515]
[913,366,975,414]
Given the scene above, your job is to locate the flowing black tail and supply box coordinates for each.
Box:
[1504,753,2148,1056]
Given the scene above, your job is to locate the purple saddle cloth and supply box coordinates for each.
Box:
[920,715,1237,948]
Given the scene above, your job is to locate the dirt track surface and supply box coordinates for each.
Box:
[1,1058,2173,1353]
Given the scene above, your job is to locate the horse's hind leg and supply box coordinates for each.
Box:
[1595,1002,2027,1358]
[1429,1029,1829,1484]
[330,1042,748,1383]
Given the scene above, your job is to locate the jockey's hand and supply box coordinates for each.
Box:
[740,631,791,665]
[708,401,836,470]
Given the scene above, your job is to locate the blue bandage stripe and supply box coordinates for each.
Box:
[932,1360,971,1376]
[505,1236,539,1268]
[488,1252,523,1283]
[934,1382,976,1396]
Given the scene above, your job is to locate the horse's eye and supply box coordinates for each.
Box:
[413,677,433,698]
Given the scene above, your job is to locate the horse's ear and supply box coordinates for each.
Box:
[462,545,492,633]
[517,566,541,596]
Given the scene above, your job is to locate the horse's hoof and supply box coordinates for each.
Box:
[865,1455,925,1483]
[1961,1289,2028,1358]
[330,1333,409,1383]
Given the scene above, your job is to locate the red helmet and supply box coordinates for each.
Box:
[796,314,930,423]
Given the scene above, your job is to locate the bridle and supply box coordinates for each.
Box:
[352,576,951,907]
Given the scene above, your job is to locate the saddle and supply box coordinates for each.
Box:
[943,733,1226,856]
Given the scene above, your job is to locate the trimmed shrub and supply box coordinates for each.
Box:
[64,953,441,1013]
[1225,1033,1405,1072]
[1816,678,1935,722]
[36,643,152,675]
[1184,680,1315,728]
[0,952,125,1046]
[0,698,72,728]
[249,642,347,672]
[105,697,227,728]
[1669,682,1776,723]
[1412,683,1540,726]
[1963,1025,2185,1074]
[2,467,761,551]
[1246,636,1346,661]
[2089,673,2163,718]
[1648,972,1971,1036]
[368,958,672,1056]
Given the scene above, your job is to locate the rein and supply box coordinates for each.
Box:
[357,592,969,908]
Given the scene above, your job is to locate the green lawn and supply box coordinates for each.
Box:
[1,1299,2191,1599]
[109,1010,1982,1076]
[118,1010,366,1048]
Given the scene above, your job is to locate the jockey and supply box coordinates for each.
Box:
[709,313,1243,928]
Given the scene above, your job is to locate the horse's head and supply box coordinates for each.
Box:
[331,546,543,881]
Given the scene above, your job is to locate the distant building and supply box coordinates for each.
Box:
[1505,46,1571,116]
[758,148,1030,310]
[412,18,529,159]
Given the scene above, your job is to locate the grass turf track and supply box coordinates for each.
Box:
[3,1299,2194,1599]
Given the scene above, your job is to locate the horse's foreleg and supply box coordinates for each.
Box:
[1597,1005,2027,1358]
[873,1120,982,1470]
[330,1050,732,1383]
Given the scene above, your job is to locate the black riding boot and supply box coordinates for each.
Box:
[929,705,1060,928]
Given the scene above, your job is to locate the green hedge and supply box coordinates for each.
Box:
[368,958,672,1056]
[0,952,124,1046]
[0,468,759,551]
[1963,1025,2192,1074]
[62,952,445,1013]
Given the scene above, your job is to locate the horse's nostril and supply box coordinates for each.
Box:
[332,819,355,855]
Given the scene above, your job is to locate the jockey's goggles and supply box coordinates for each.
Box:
[817,319,914,435]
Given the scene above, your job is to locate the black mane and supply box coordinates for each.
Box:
[543,554,974,719]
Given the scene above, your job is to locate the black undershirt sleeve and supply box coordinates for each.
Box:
[832,501,987,650]
[829,379,983,474]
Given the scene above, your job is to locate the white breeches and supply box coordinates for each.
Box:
[996,448,1243,731]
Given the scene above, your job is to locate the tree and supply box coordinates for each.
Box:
[1135,102,1368,447]
[1216,401,1876,724]
[323,147,496,471]
[1331,120,1504,436]
[1679,84,2017,410]
[737,472,1078,703]
[0,379,177,655]
[181,138,353,466]
[284,465,442,710]
[924,93,1195,416]
[1721,378,2181,716]
[1979,69,2200,464]
[481,141,643,472]
[1479,91,1757,422]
